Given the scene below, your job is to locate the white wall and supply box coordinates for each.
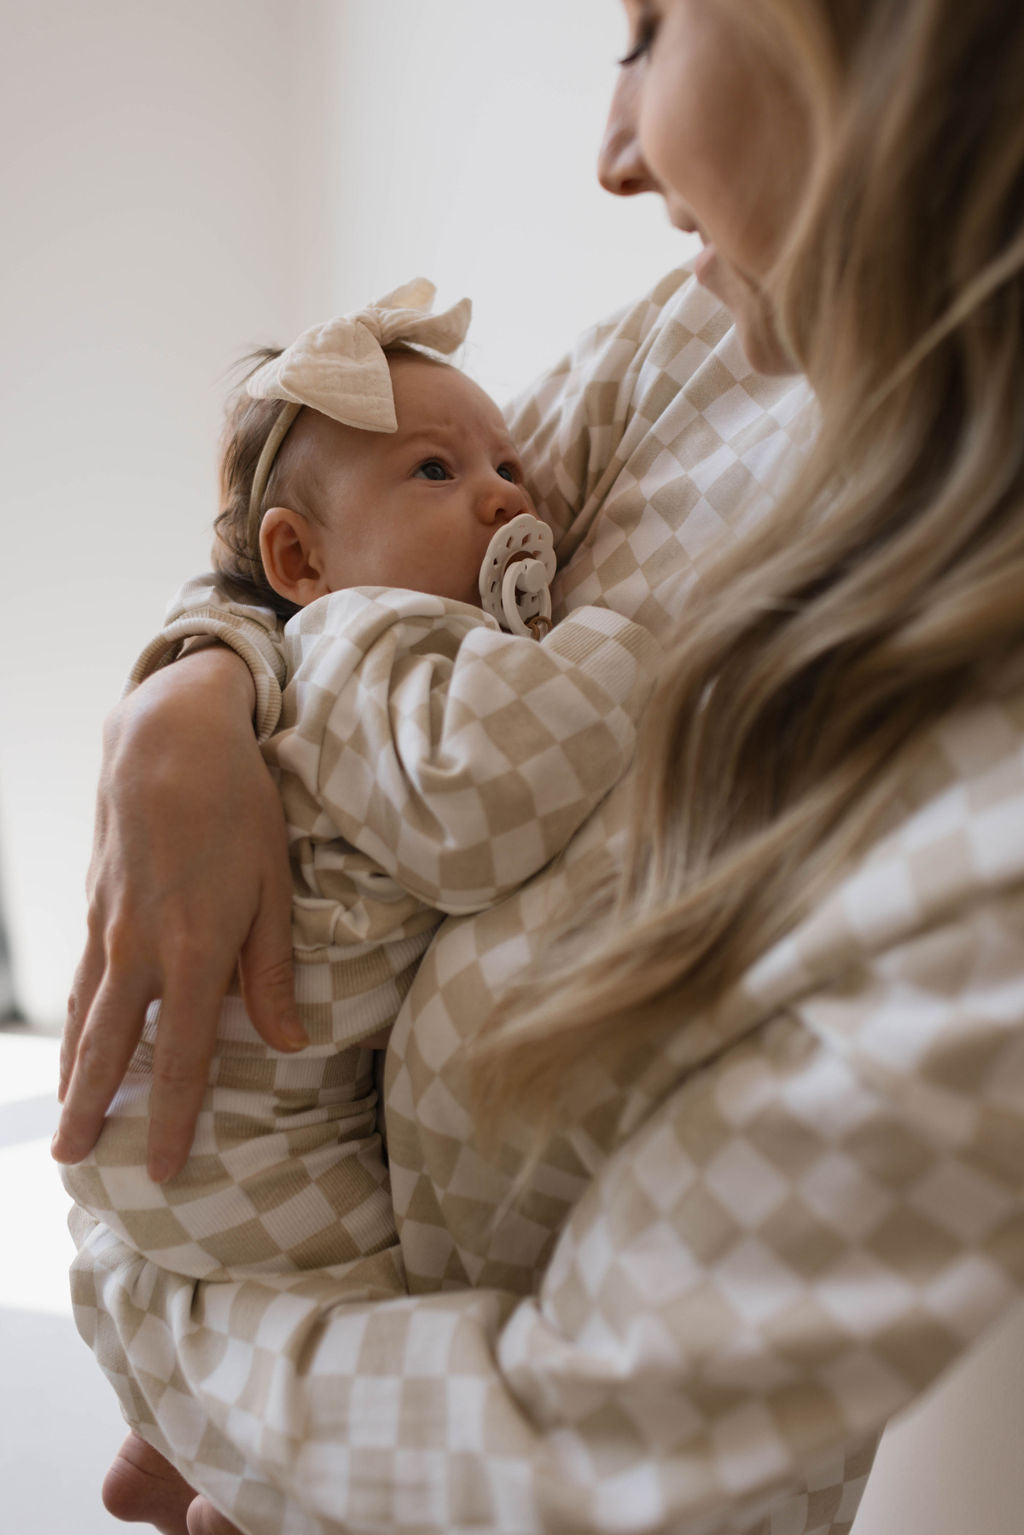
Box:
[317,0,688,402]
[0,0,340,1023]
[0,0,683,1027]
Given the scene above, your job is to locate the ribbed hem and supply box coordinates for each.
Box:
[128,609,285,741]
[545,607,662,713]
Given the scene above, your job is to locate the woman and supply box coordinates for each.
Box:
[55,2,1024,1533]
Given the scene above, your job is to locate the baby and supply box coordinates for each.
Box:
[62,280,658,1528]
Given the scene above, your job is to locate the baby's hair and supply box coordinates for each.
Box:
[213,341,454,620]
[214,348,298,620]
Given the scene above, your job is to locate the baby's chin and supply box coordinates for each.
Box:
[435,583,482,608]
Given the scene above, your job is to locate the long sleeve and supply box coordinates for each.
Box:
[69,876,1024,1535]
[128,573,287,741]
[273,588,660,914]
[489,887,1024,1532]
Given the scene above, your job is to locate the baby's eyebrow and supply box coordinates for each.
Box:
[484,427,522,459]
[396,417,521,460]
[398,426,456,452]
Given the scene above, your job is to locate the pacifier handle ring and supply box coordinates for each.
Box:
[500,560,553,638]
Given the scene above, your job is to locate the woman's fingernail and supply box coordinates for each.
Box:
[148,1155,173,1184]
[280,1017,309,1049]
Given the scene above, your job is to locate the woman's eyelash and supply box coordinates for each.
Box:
[618,15,656,67]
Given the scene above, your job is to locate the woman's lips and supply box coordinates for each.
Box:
[669,210,717,284]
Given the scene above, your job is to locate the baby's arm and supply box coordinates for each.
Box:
[128,572,288,740]
[275,588,662,912]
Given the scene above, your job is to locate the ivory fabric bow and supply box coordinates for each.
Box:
[245,278,472,544]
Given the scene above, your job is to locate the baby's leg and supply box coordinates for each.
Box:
[102,1430,195,1533]
[62,1005,393,1279]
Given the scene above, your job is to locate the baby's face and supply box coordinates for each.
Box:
[306,355,536,607]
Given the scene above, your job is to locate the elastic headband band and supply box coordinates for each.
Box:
[246,400,302,561]
[241,279,472,567]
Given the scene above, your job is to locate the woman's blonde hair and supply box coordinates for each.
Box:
[477,0,1024,1128]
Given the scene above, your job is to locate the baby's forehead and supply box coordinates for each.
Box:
[388,356,512,445]
[295,358,516,483]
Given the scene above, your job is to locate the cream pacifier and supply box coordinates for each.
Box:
[479,514,556,638]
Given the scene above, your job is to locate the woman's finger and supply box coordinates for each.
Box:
[52,968,154,1164]
[59,923,107,1103]
[144,951,239,1182]
[237,865,306,1054]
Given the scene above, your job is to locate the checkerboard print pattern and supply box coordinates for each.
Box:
[67,268,1024,1533]
[65,589,656,1282]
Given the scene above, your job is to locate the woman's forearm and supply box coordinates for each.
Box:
[54,645,305,1182]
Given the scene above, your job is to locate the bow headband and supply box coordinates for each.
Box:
[244,277,472,554]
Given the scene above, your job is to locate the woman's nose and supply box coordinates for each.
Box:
[597,70,659,198]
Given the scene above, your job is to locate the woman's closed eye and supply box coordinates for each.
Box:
[413,459,451,481]
[619,4,658,66]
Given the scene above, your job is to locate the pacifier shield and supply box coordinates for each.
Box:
[479,514,556,632]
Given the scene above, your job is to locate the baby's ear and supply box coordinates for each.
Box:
[259,507,330,607]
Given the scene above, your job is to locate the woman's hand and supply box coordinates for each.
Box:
[53,646,307,1182]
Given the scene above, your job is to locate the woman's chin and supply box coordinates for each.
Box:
[693,241,719,285]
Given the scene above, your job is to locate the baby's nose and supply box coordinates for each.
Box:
[477,474,530,524]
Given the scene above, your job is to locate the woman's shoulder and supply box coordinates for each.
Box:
[507,264,811,443]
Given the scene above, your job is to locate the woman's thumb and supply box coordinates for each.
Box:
[238,893,308,1052]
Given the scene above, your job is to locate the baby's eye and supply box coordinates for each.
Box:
[414,459,450,481]
[497,463,519,483]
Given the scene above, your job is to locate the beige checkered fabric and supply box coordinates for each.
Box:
[63,590,655,1280]
[272,589,658,920]
[66,267,1024,1534]
[63,1002,399,1280]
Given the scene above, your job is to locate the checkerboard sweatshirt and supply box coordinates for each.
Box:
[62,586,658,1279]
[64,268,1024,1535]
